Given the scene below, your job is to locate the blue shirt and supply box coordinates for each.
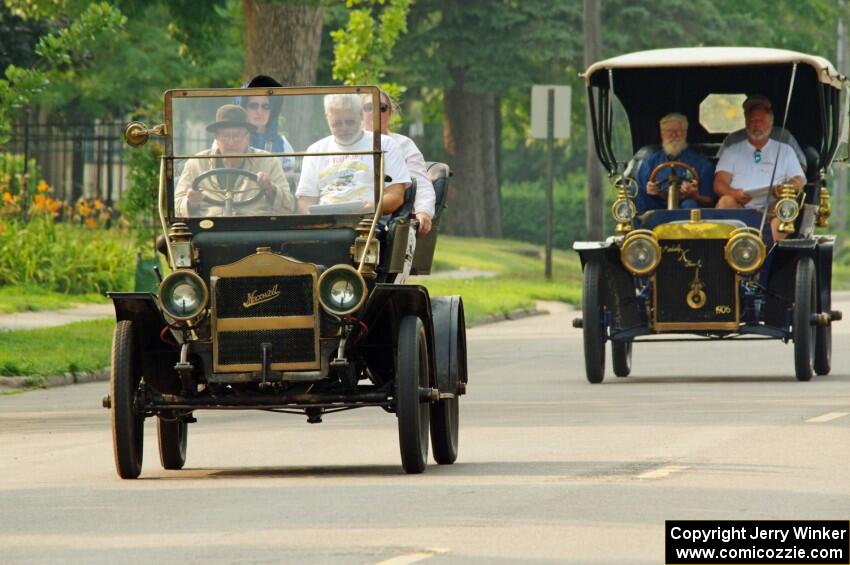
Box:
[635,147,715,213]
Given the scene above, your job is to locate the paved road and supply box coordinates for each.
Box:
[0,297,848,564]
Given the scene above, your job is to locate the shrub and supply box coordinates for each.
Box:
[501,172,609,248]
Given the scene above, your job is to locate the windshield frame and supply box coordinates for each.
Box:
[162,85,384,227]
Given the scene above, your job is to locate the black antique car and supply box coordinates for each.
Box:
[574,48,845,382]
[105,85,466,478]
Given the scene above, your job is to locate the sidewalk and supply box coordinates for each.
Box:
[0,303,114,331]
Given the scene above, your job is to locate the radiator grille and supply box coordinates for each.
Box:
[655,239,737,326]
[215,275,313,318]
[217,328,315,365]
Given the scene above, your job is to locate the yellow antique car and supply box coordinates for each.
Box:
[105,84,466,477]
[574,48,844,383]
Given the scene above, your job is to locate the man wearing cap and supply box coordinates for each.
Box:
[714,96,805,241]
[635,113,715,214]
[175,104,295,217]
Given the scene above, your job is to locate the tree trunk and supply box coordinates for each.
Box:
[583,0,604,240]
[442,67,501,237]
[243,0,323,86]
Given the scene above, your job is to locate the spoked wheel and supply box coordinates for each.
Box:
[582,261,606,383]
[157,413,188,470]
[431,303,466,465]
[612,341,632,378]
[793,258,816,381]
[111,320,144,479]
[814,290,831,376]
[396,315,430,474]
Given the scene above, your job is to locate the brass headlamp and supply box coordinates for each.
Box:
[724,227,766,275]
[620,229,661,275]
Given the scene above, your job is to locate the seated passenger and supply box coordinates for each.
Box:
[296,94,411,215]
[716,95,806,168]
[361,88,436,234]
[635,113,716,214]
[174,104,294,217]
[714,96,805,242]
[239,75,297,172]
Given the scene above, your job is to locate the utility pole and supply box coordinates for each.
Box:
[837,0,848,231]
[583,0,604,240]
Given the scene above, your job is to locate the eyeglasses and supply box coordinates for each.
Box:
[246,102,271,111]
[216,131,248,142]
[330,119,358,128]
[363,103,389,114]
[754,149,762,164]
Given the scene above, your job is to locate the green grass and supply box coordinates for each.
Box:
[0,285,108,314]
[421,236,582,324]
[0,318,115,379]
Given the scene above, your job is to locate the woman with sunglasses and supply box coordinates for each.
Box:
[361,90,436,234]
[238,76,296,172]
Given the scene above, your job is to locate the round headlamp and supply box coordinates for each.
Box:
[318,265,367,316]
[724,230,766,274]
[775,198,800,223]
[159,270,208,320]
[620,231,661,275]
[611,198,636,223]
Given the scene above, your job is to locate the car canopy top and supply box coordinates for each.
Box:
[583,47,849,174]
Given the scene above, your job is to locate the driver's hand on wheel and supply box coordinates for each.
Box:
[187,188,204,213]
[256,172,274,197]
[679,180,698,199]
[646,180,662,197]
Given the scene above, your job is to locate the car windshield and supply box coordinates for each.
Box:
[168,89,383,219]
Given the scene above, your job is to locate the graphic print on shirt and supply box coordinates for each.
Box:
[317,157,372,205]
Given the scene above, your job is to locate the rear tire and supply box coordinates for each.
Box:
[157,414,188,470]
[793,258,815,381]
[111,320,144,479]
[814,289,831,376]
[582,261,606,383]
[396,316,429,474]
[431,308,465,465]
[612,341,632,377]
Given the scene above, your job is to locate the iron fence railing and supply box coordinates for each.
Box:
[0,120,129,205]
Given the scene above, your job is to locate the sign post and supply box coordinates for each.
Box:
[531,85,571,279]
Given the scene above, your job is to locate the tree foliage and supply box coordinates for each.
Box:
[331,0,412,85]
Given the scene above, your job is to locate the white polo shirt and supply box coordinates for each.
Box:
[716,138,805,209]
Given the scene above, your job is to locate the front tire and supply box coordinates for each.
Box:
[793,258,816,381]
[111,320,144,479]
[157,414,188,470]
[396,316,430,474]
[582,261,606,383]
[612,341,632,378]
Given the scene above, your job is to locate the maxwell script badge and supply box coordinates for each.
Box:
[243,284,280,308]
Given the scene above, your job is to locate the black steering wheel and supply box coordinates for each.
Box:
[191,168,265,208]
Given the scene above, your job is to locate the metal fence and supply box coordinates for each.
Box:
[0,120,129,205]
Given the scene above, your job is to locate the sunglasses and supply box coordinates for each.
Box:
[753,149,762,164]
[330,119,358,128]
[363,103,389,114]
[246,102,271,111]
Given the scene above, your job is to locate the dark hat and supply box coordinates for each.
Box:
[743,95,772,114]
[206,104,257,133]
[244,74,282,88]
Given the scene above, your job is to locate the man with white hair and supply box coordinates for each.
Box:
[296,93,411,214]
[635,112,715,213]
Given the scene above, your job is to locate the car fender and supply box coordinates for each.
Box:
[359,284,436,387]
[430,295,467,393]
[106,292,169,343]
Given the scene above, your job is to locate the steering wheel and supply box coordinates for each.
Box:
[648,161,699,210]
[190,168,266,211]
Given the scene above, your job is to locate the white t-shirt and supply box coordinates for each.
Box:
[716,138,805,209]
[389,132,436,217]
[296,131,411,206]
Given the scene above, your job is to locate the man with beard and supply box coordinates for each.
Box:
[714,96,805,241]
[296,93,410,214]
[635,113,715,213]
